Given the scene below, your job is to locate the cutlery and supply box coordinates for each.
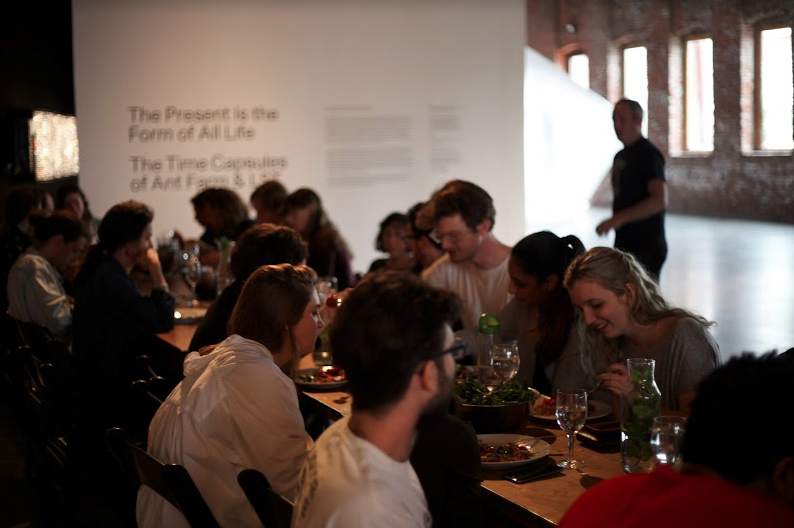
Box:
[586,379,603,395]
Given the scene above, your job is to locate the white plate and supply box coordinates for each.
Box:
[530,396,612,421]
[174,306,207,324]
[478,434,551,469]
[294,367,348,390]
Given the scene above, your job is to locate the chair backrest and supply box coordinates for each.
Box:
[105,427,221,528]
[237,468,294,528]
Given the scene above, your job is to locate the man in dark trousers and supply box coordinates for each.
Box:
[596,98,668,281]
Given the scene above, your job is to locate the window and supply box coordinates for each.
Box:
[568,53,589,89]
[623,46,648,137]
[685,37,714,151]
[757,26,793,150]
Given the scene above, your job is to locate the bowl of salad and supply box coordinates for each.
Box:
[452,379,540,433]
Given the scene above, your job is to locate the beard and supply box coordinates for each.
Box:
[417,361,454,429]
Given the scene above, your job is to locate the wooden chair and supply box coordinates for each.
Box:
[105,427,221,528]
[237,468,294,528]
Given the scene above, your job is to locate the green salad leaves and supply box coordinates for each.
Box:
[454,379,539,406]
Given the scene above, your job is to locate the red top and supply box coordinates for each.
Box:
[558,465,794,528]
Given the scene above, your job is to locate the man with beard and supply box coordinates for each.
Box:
[291,271,462,528]
[557,352,794,528]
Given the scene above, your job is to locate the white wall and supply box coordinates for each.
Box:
[72,0,526,272]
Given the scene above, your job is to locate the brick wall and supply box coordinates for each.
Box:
[528,0,794,224]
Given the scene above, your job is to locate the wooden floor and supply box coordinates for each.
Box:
[529,206,794,362]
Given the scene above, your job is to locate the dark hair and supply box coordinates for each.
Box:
[425,180,496,231]
[285,187,352,255]
[4,186,38,225]
[511,231,585,369]
[230,223,307,281]
[229,264,316,373]
[55,182,94,222]
[250,180,288,217]
[615,98,644,121]
[407,201,442,251]
[191,187,250,235]
[681,352,794,484]
[330,270,461,412]
[374,212,408,252]
[30,210,89,244]
[76,200,153,287]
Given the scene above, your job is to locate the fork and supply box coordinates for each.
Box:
[586,379,604,395]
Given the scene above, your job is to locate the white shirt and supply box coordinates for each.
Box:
[7,246,72,336]
[291,416,431,528]
[421,253,513,332]
[137,334,313,528]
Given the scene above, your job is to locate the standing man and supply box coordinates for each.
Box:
[597,98,668,281]
[291,271,462,528]
[420,180,512,333]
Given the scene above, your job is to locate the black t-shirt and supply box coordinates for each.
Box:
[611,137,667,256]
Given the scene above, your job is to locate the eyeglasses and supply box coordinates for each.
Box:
[429,229,471,245]
[417,340,468,375]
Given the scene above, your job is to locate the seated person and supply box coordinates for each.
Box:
[137,264,322,528]
[291,270,461,528]
[410,411,483,528]
[564,247,720,412]
[188,187,256,266]
[72,200,175,442]
[406,201,444,273]
[7,210,89,339]
[499,231,589,397]
[250,179,288,224]
[367,212,415,274]
[1,186,52,312]
[284,187,355,290]
[55,182,101,243]
[188,223,307,351]
[557,352,794,528]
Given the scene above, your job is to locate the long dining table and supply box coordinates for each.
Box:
[155,319,625,527]
[295,354,625,527]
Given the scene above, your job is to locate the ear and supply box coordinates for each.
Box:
[769,456,794,505]
[622,282,636,304]
[476,219,492,235]
[416,359,439,395]
[543,275,560,292]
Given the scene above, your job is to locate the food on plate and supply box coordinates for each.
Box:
[454,379,539,406]
[297,366,345,384]
[533,396,557,416]
[480,441,534,463]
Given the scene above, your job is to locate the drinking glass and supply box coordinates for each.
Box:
[491,342,520,383]
[314,276,338,306]
[650,415,686,467]
[556,388,588,469]
[181,246,201,307]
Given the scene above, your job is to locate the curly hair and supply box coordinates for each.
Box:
[423,179,496,232]
[191,187,250,235]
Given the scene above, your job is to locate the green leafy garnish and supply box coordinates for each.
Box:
[454,379,538,406]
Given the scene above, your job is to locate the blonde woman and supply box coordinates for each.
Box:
[563,247,719,412]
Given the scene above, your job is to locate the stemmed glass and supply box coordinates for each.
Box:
[650,415,686,468]
[181,242,201,307]
[556,388,588,469]
[491,342,520,384]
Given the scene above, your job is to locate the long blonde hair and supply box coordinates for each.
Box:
[563,247,714,376]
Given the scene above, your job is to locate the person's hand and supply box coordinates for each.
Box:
[596,217,620,235]
[598,362,629,396]
[141,247,169,289]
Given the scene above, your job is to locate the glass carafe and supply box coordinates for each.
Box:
[620,358,661,473]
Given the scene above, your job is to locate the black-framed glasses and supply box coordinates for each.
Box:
[417,340,468,375]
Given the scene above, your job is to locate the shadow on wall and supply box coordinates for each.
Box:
[523,47,621,226]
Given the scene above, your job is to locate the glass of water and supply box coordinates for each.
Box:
[650,415,686,467]
[556,388,588,469]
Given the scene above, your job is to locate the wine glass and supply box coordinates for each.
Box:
[556,388,588,469]
[650,415,686,467]
[491,342,520,384]
[182,248,201,307]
